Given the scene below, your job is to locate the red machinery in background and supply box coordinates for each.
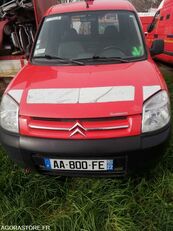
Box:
[0,0,59,77]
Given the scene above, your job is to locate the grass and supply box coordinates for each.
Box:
[0,64,173,230]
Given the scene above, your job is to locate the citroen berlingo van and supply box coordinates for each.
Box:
[0,0,170,176]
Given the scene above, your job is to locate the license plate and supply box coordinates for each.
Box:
[44,158,114,171]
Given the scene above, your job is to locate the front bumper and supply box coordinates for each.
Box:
[0,123,171,176]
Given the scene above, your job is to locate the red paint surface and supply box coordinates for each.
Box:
[6,59,165,139]
[46,0,135,16]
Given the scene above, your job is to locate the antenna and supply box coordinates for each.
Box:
[84,0,94,8]
[85,0,89,8]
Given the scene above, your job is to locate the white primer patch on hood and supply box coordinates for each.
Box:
[143,86,161,101]
[27,86,135,104]
[8,90,23,103]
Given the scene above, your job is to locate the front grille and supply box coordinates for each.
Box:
[31,116,127,122]
[19,115,139,139]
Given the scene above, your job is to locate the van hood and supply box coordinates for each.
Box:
[9,60,163,119]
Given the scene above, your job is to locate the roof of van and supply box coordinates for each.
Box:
[46,0,136,16]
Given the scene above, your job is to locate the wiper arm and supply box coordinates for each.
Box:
[33,54,85,65]
[91,56,130,63]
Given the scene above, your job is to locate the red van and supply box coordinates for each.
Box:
[139,12,155,33]
[147,0,173,65]
[0,0,171,176]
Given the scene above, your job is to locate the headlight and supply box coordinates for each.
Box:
[0,94,19,133]
[142,90,170,133]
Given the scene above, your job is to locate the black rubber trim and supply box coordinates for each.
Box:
[38,169,127,177]
[164,51,173,56]
[0,123,171,155]
[1,131,140,155]
[0,124,170,175]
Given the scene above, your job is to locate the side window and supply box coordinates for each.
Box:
[128,14,144,57]
[98,13,119,34]
[71,15,91,35]
[160,16,164,21]
[79,22,91,35]
[71,16,80,34]
[166,14,170,20]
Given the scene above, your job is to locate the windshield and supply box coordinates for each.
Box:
[32,10,146,64]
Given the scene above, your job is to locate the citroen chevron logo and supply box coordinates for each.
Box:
[69,122,86,137]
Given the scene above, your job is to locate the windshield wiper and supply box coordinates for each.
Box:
[33,54,85,65]
[76,56,130,63]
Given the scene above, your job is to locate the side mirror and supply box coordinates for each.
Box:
[150,39,164,56]
[25,43,32,60]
